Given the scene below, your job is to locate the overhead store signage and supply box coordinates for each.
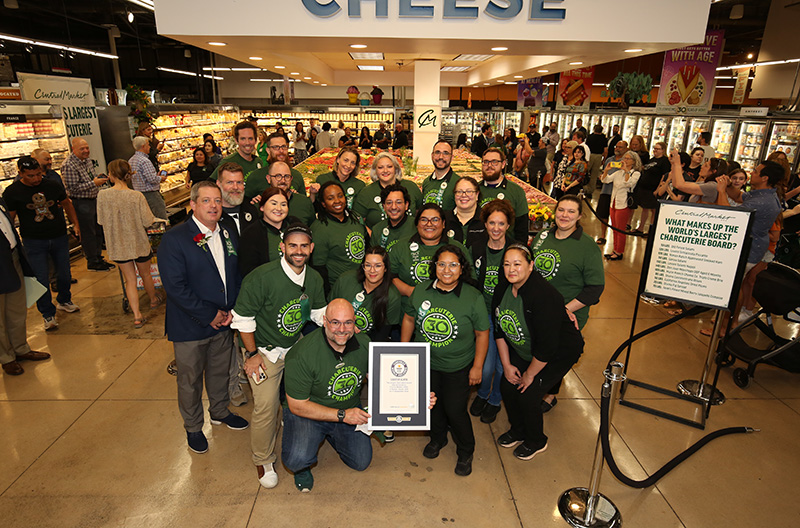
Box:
[517,78,544,110]
[731,67,749,105]
[301,0,565,20]
[655,30,724,115]
[739,106,768,117]
[555,67,593,112]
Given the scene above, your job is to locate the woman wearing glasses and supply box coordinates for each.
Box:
[353,152,422,230]
[388,204,472,297]
[444,176,485,247]
[310,181,369,295]
[401,244,489,476]
[311,146,365,209]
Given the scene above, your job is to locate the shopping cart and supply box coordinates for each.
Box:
[119,222,167,314]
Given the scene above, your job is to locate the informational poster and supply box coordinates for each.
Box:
[18,73,107,173]
[516,77,544,110]
[555,67,594,111]
[732,68,749,105]
[655,30,724,115]
[643,201,752,310]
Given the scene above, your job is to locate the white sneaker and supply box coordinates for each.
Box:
[43,316,59,331]
[57,301,80,313]
[257,463,278,489]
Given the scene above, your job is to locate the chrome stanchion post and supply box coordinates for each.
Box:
[677,309,726,405]
[558,362,625,528]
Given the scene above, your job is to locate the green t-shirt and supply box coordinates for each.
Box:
[403,281,489,372]
[209,152,264,184]
[244,164,306,199]
[284,329,370,409]
[310,215,369,286]
[479,177,528,217]
[476,247,504,310]
[421,170,460,211]
[315,171,366,210]
[353,180,423,229]
[329,269,402,335]
[388,235,473,288]
[369,216,416,252]
[287,192,316,227]
[496,287,532,361]
[531,228,605,329]
[233,260,326,348]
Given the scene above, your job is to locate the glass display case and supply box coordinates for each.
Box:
[667,116,689,152]
[710,118,737,159]
[623,115,637,142]
[734,121,768,173]
[651,116,670,146]
[636,117,653,145]
[687,117,710,148]
[766,121,800,167]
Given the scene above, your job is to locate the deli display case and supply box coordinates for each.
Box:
[667,116,689,152]
[734,120,768,173]
[710,118,737,160]
[766,120,800,168]
[651,116,670,146]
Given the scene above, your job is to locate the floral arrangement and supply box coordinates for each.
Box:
[193,232,210,252]
[126,84,156,124]
[529,201,554,230]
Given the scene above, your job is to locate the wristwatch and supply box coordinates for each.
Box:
[244,349,259,360]
[337,409,346,423]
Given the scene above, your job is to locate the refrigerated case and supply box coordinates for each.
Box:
[667,116,689,152]
[636,117,653,145]
[766,121,800,167]
[623,115,637,141]
[687,117,710,148]
[710,118,737,160]
[734,120,768,173]
[0,101,70,195]
[651,116,670,146]
[441,110,522,145]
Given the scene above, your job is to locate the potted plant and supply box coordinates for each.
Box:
[346,85,359,104]
[607,72,653,108]
[371,86,384,105]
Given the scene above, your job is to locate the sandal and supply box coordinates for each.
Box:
[664,300,678,309]
[596,238,606,245]
[150,294,164,309]
[605,253,623,261]
[668,309,684,316]
[134,317,147,329]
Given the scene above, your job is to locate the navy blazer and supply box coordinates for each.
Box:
[157,219,242,342]
[0,198,34,294]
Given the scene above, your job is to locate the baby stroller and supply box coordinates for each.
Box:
[719,262,800,388]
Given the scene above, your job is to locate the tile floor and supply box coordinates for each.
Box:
[1,207,799,528]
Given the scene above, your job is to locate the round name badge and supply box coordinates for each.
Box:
[421,300,431,310]
[347,187,355,195]
[245,212,252,222]
[374,196,381,203]
[497,192,505,200]
[382,227,390,236]
[440,182,447,189]
[409,242,419,252]
[447,230,455,238]
[355,292,365,302]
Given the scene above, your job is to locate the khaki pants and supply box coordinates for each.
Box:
[0,249,31,365]
[247,350,285,467]
[586,154,603,195]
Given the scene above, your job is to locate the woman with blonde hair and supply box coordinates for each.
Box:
[599,150,641,260]
[97,159,164,328]
[353,151,422,229]
[629,135,649,165]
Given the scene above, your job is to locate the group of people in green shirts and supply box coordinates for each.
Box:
[214,130,605,490]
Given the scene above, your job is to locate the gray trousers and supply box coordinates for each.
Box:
[586,154,603,194]
[142,191,168,221]
[173,331,234,432]
[0,249,31,365]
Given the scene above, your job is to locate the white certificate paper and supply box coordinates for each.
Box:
[379,353,419,415]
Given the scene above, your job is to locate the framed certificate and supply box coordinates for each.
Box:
[367,342,430,431]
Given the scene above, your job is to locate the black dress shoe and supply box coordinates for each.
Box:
[2,361,24,375]
[16,351,51,361]
[423,439,447,459]
[455,455,473,476]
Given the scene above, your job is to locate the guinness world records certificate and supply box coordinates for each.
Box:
[368,342,430,431]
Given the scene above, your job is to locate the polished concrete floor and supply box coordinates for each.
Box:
[2,207,799,528]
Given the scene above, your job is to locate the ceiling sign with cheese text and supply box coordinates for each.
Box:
[656,30,724,115]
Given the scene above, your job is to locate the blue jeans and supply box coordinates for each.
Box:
[23,235,72,318]
[477,314,503,406]
[281,405,372,473]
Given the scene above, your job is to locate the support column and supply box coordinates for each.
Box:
[413,60,441,163]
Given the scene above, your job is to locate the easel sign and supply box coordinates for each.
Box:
[642,201,753,311]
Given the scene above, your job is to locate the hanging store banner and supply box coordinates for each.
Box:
[18,72,107,173]
[655,30,724,115]
[731,68,749,105]
[555,67,594,112]
[517,78,544,110]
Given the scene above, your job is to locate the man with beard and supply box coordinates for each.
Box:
[370,183,415,251]
[232,223,326,491]
[30,149,65,189]
[477,148,529,243]
[209,121,264,184]
[265,162,315,226]
[215,163,259,241]
[244,133,307,200]
[421,140,460,211]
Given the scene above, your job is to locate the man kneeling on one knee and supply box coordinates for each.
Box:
[282,298,436,493]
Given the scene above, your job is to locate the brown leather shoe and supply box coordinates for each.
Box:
[16,351,51,362]
[2,361,24,375]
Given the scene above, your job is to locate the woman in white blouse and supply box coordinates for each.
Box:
[599,151,641,261]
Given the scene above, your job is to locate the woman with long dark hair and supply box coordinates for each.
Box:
[238,187,298,277]
[358,126,373,149]
[185,147,212,189]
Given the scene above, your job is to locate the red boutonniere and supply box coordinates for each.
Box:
[193,232,210,252]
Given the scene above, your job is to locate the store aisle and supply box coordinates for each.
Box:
[1,209,800,528]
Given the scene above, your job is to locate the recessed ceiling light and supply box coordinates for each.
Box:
[624,48,642,53]
[249,56,262,60]
[274,65,285,69]
[471,85,478,88]
[441,66,469,72]
[313,80,320,83]
[746,53,754,59]
[569,61,583,65]
[454,54,493,62]
[304,76,311,80]
[207,41,227,46]
[496,79,504,82]
[321,83,327,86]
[538,69,549,73]
[349,52,384,60]
[291,72,300,75]
[357,65,384,71]
[483,82,491,85]
[350,44,367,49]
[491,47,508,52]
[513,75,523,79]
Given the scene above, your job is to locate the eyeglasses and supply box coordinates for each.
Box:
[269,144,288,150]
[482,159,502,166]
[418,216,442,225]
[363,263,384,270]
[454,189,477,196]
[436,262,461,270]
[327,319,355,329]
[271,174,292,181]
[433,150,452,157]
